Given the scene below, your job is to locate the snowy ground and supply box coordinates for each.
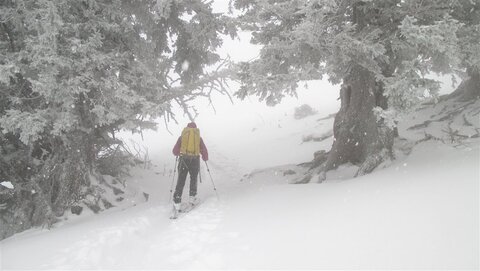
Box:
[1,77,478,269]
[1,140,478,269]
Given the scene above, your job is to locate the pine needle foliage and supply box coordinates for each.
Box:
[0,0,235,239]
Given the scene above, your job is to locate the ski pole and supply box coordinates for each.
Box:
[204,161,219,200]
[199,162,203,184]
[169,156,178,203]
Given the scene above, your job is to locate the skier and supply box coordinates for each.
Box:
[171,122,208,218]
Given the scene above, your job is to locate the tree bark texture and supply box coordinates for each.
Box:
[447,69,480,102]
[322,65,394,178]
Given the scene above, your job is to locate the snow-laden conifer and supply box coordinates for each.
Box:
[233,0,466,180]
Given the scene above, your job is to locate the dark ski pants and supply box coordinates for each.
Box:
[173,155,200,203]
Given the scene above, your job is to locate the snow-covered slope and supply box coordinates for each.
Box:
[1,84,478,269]
[1,140,477,269]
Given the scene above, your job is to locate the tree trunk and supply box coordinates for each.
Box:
[446,69,480,101]
[320,65,394,180]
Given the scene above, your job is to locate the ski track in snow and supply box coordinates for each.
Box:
[146,202,225,269]
[43,202,233,269]
[27,155,246,270]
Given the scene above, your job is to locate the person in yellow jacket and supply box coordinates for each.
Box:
[171,122,208,216]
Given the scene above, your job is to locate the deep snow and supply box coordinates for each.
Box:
[1,80,478,269]
[1,141,478,269]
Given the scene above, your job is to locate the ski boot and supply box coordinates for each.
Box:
[169,202,181,219]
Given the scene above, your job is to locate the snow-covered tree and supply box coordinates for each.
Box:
[0,0,234,239]
[233,0,462,180]
[448,1,480,101]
